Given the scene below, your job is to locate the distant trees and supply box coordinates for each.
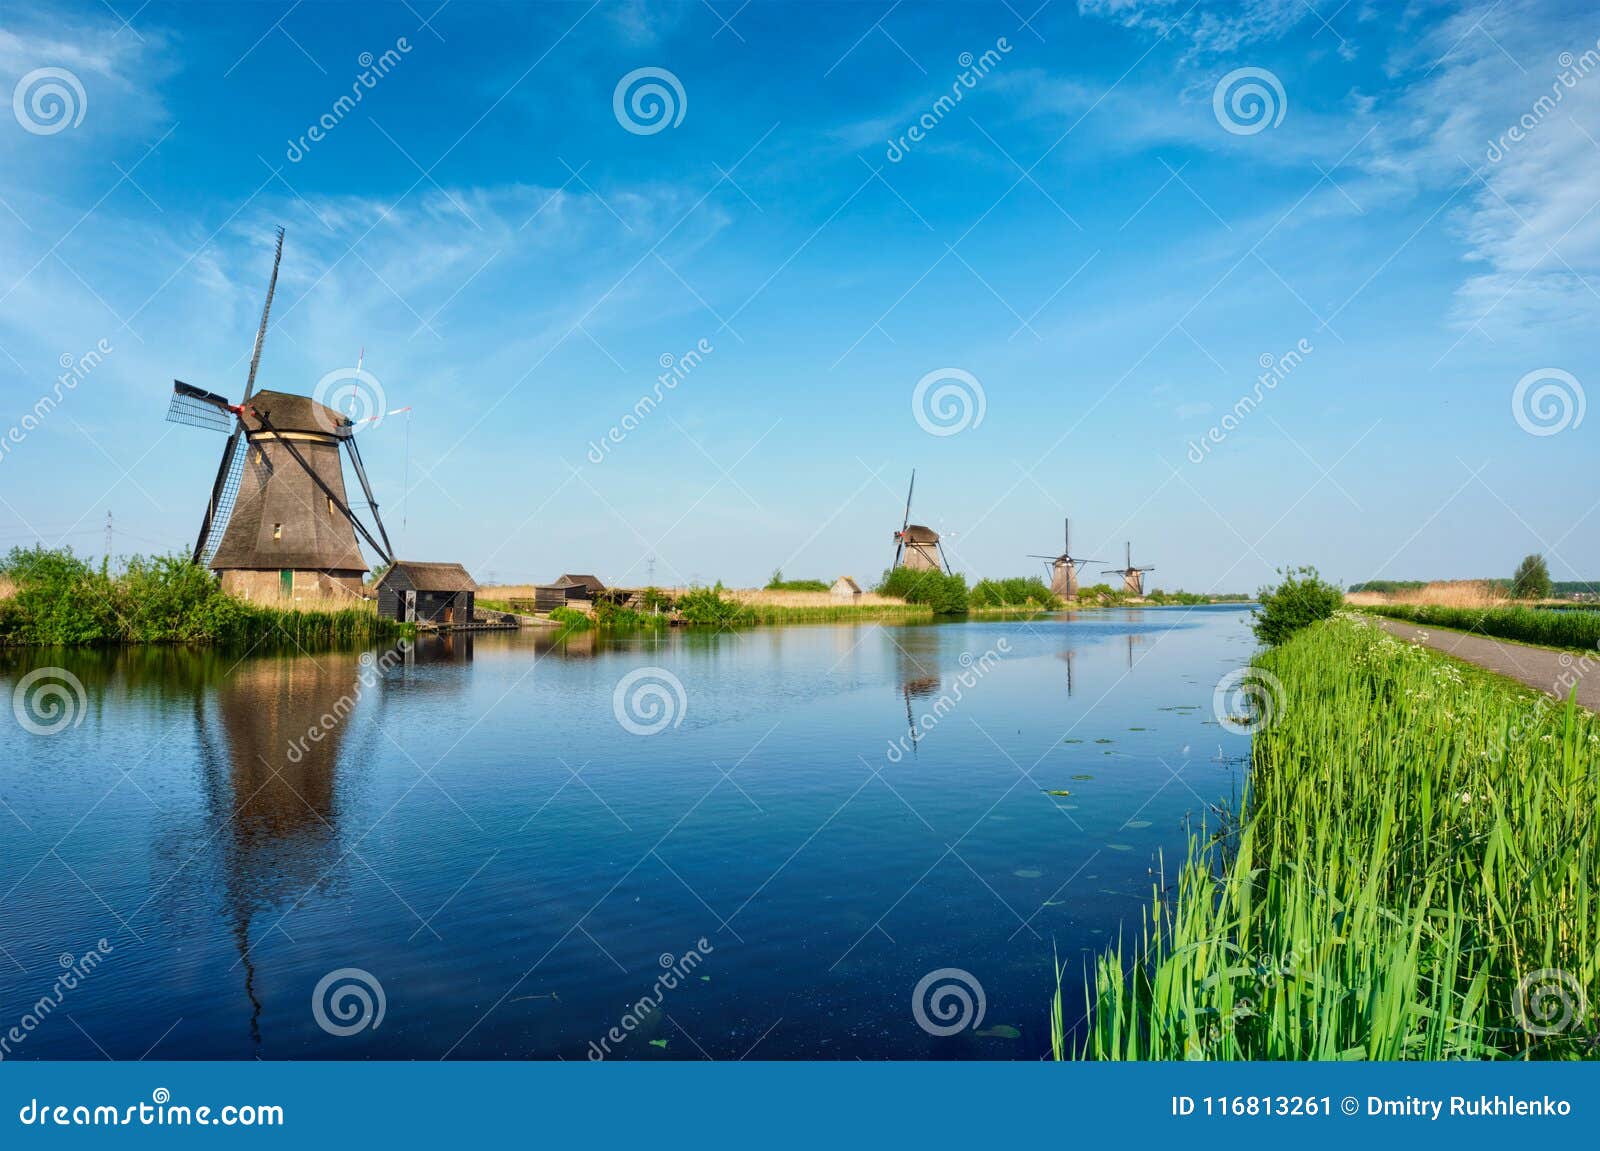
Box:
[1510,554,1551,600]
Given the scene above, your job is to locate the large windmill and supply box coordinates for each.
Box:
[1028,517,1099,600]
[165,228,394,602]
[891,470,950,574]
[1102,541,1156,597]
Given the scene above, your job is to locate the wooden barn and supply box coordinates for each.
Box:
[375,561,478,625]
[554,573,606,600]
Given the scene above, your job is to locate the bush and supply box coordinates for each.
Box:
[1251,565,1343,646]
[1511,553,1551,600]
[764,569,830,592]
[971,576,1061,609]
[675,584,756,626]
[876,566,969,614]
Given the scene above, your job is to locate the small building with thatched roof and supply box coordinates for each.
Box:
[375,561,478,625]
[830,576,863,599]
[554,573,606,600]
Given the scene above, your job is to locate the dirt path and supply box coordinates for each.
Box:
[1373,617,1600,712]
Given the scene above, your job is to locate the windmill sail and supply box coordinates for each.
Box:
[195,442,248,567]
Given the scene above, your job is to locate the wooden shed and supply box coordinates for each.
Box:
[554,573,606,600]
[375,561,478,625]
[830,576,864,599]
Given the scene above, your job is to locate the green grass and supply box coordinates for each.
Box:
[1058,612,1598,1061]
[743,602,934,624]
[971,576,1062,610]
[0,546,407,649]
[1361,602,1600,652]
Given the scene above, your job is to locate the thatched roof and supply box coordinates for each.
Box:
[831,576,863,594]
[555,573,605,595]
[241,390,352,437]
[378,561,478,592]
[899,524,940,543]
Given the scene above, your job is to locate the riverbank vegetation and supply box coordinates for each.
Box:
[1059,612,1598,1060]
[1359,601,1600,652]
[0,546,405,648]
[1251,565,1343,646]
[971,576,1061,610]
[763,570,831,592]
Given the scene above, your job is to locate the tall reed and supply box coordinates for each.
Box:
[1363,602,1600,651]
[1060,613,1598,1060]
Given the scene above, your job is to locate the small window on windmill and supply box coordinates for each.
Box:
[273,523,282,541]
[327,496,335,516]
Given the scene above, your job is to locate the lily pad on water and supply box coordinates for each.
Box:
[1071,774,1093,781]
[649,1038,668,1049]
[1061,738,1084,744]
[1106,843,1133,852]
[1013,868,1043,878]
[1094,738,1114,744]
[975,1025,1021,1039]
[1128,726,1147,731]
[1044,789,1072,797]
[1123,820,1153,829]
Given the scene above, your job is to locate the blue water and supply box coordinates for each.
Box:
[0,607,1253,1060]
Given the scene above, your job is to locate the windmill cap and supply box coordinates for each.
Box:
[241,390,353,436]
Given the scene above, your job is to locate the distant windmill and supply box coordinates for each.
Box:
[1102,541,1156,597]
[165,227,395,601]
[891,469,951,574]
[1028,517,1099,600]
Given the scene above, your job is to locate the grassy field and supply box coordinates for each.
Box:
[1059,612,1598,1060]
[1358,601,1600,651]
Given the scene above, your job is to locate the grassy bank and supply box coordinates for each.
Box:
[0,546,407,648]
[1060,612,1598,1060]
[1360,601,1600,652]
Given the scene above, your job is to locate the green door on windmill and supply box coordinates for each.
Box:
[280,569,293,597]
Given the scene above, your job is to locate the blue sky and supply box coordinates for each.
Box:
[1,0,1596,590]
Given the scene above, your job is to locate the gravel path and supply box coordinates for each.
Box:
[1373,617,1600,712]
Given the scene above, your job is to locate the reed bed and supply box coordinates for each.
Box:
[1060,612,1599,1060]
[1362,602,1600,651]
[1344,579,1508,609]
